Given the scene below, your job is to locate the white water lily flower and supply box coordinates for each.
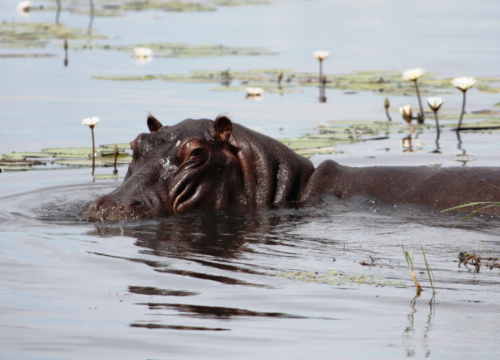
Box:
[17,1,31,11]
[82,117,100,127]
[17,1,32,15]
[133,47,153,58]
[427,97,444,111]
[399,105,412,121]
[451,76,476,91]
[402,68,425,81]
[245,87,263,96]
[312,51,330,61]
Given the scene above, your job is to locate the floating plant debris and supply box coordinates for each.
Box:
[275,270,409,287]
[0,22,105,48]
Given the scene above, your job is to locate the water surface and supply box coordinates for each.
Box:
[1,0,500,358]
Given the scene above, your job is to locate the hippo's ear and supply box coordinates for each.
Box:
[214,115,232,143]
[147,114,163,133]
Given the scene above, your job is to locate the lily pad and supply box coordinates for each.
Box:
[93,174,124,180]
[41,147,128,158]
[0,53,57,58]
[94,42,277,58]
[1,152,55,160]
[100,143,132,150]
[0,22,106,48]
[54,156,132,167]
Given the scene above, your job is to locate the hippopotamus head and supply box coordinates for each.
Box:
[85,115,246,221]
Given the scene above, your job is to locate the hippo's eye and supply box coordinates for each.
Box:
[190,148,204,158]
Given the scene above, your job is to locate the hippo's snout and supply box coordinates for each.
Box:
[85,195,149,221]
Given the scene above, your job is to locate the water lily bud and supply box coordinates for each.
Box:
[399,105,412,123]
[417,112,423,124]
[384,97,389,109]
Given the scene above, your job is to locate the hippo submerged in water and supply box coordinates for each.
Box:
[86,114,500,221]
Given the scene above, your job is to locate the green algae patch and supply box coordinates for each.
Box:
[92,75,159,81]
[54,156,131,167]
[441,117,500,131]
[212,85,300,93]
[0,22,106,48]
[275,270,409,287]
[0,53,57,58]
[93,174,124,180]
[95,42,277,58]
[100,143,132,150]
[91,67,500,96]
[2,152,54,160]
[41,147,128,158]
[1,145,131,172]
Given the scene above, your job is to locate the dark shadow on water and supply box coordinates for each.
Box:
[130,323,229,331]
[128,286,199,297]
[138,303,306,319]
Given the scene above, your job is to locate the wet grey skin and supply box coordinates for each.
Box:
[85,114,500,221]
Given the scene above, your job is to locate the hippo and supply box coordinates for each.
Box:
[85,114,500,221]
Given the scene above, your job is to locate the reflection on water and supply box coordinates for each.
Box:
[403,295,435,358]
[55,0,61,25]
[1,176,500,358]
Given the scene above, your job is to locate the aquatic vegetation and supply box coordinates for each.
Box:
[402,68,425,81]
[452,76,477,131]
[0,145,131,173]
[133,47,153,58]
[451,76,477,91]
[0,22,105,48]
[92,67,500,97]
[402,245,422,295]
[275,270,409,287]
[245,87,263,97]
[16,1,32,16]
[402,68,426,122]
[96,42,277,58]
[384,97,392,121]
[23,0,272,18]
[312,50,329,83]
[399,104,414,132]
[420,243,436,303]
[427,97,444,150]
[82,117,100,176]
[442,201,500,221]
